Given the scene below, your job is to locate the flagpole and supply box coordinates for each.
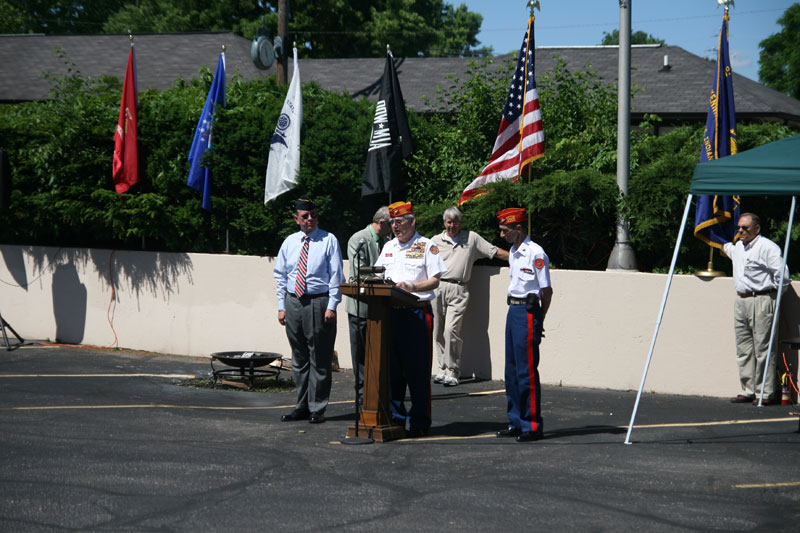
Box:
[694,2,737,276]
[129,33,143,250]
[606,0,637,271]
[134,33,142,251]
[525,2,539,236]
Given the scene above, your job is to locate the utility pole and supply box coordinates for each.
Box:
[607,0,638,271]
[276,0,289,86]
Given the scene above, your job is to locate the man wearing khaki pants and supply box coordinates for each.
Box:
[723,213,791,405]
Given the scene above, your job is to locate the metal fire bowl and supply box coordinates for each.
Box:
[211,351,281,368]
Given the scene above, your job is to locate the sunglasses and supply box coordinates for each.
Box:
[737,225,751,231]
[297,212,318,220]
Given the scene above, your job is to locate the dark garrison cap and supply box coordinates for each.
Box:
[295,195,315,211]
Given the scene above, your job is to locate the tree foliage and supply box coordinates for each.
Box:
[102,0,264,37]
[94,0,490,58]
[600,29,666,46]
[2,0,127,34]
[758,2,800,99]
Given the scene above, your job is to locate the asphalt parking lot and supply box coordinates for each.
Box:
[1,344,799,531]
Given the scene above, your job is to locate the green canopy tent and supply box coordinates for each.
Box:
[625,134,799,444]
[690,133,800,195]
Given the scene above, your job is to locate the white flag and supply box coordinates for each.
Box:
[265,47,302,204]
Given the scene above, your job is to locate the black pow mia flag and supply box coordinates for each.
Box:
[362,51,414,197]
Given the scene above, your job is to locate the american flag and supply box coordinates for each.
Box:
[459,16,544,205]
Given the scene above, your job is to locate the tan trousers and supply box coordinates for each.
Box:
[432,281,469,379]
[733,293,777,398]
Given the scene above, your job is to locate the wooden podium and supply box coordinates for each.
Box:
[340,282,419,442]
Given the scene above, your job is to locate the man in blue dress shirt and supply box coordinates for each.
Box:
[274,196,344,424]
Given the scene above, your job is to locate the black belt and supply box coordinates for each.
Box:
[288,291,329,300]
[737,289,776,298]
[508,295,538,306]
[441,279,466,285]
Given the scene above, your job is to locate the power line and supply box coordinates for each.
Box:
[478,8,785,34]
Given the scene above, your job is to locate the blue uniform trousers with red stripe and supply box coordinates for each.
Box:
[389,305,434,432]
[504,300,543,433]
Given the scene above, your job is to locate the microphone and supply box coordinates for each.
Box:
[354,238,366,255]
[359,265,385,274]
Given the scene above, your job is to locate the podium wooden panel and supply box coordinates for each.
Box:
[340,282,419,442]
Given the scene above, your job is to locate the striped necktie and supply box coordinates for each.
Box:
[295,236,309,297]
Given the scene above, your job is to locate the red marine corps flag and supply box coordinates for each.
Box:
[112,42,139,194]
[459,15,544,205]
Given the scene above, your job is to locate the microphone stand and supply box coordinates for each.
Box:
[341,241,373,445]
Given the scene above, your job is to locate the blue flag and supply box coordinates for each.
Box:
[694,14,740,248]
[187,53,226,211]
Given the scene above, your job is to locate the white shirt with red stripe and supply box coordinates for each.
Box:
[507,236,551,298]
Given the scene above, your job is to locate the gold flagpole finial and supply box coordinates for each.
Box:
[293,41,297,48]
[221,44,226,52]
[128,33,133,43]
[527,1,541,15]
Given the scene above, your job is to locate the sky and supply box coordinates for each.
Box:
[461,0,794,82]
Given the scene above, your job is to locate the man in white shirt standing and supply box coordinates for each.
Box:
[375,201,447,438]
[723,213,791,405]
[495,207,553,442]
[431,206,508,387]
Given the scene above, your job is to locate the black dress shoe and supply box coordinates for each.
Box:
[516,430,544,442]
[281,410,310,422]
[496,427,522,438]
[309,412,326,424]
[730,394,755,403]
[405,428,429,439]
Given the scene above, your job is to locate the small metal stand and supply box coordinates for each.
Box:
[210,352,282,388]
[0,310,24,351]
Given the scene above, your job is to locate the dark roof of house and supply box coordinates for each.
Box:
[2,32,799,124]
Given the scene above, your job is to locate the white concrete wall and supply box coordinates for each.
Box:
[2,244,798,397]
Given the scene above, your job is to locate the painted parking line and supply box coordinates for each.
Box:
[630,416,798,429]
[2,403,297,411]
[0,373,196,379]
[735,481,800,489]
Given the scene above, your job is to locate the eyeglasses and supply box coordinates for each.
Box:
[297,212,318,220]
[737,225,751,231]
[390,218,408,226]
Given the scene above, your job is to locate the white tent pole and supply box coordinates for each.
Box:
[756,195,796,406]
[625,193,693,445]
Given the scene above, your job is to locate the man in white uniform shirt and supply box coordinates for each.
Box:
[431,206,508,386]
[723,213,791,405]
[375,201,447,438]
[495,207,553,442]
